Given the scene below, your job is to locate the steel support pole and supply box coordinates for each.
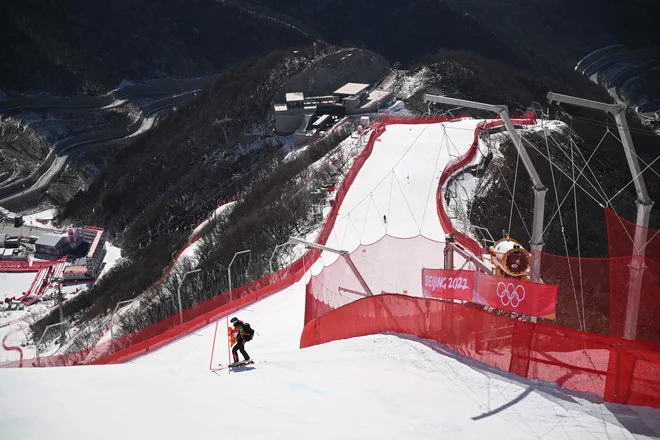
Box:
[547,91,654,339]
[55,278,65,342]
[529,187,548,283]
[498,109,548,283]
[613,110,653,339]
[444,234,455,270]
[177,269,201,325]
[624,201,653,339]
[269,242,293,273]
[289,236,348,255]
[342,254,374,296]
[447,242,492,274]
[289,236,375,296]
[424,94,548,278]
[613,112,652,203]
[228,250,250,302]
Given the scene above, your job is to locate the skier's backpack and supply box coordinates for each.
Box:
[243,322,255,341]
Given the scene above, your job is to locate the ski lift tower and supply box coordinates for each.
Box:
[547,92,654,340]
[424,94,548,283]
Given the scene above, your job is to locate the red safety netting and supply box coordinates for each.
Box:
[0,258,65,273]
[605,208,660,261]
[534,251,611,335]
[608,256,660,344]
[300,294,660,408]
[301,115,660,409]
[435,112,537,258]
[305,235,613,331]
[305,235,448,324]
[605,208,660,344]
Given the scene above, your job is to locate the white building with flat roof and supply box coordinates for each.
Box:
[285,92,305,108]
[333,83,370,97]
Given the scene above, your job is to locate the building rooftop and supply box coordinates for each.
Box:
[285,92,305,103]
[274,104,288,112]
[64,266,88,275]
[334,83,370,96]
[87,229,103,259]
[35,234,67,248]
[312,114,332,127]
[359,90,392,109]
[83,226,104,233]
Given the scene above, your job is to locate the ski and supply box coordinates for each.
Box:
[213,360,265,371]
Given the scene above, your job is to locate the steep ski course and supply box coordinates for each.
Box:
[1,118,658,439]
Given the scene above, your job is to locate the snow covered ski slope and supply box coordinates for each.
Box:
[322,119,479,267]
[2,277,657,439]
[0,278,656,440]
[1,119,659,439]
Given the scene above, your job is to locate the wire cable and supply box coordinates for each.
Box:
[507,151,521,237]
[571,135,587,331]
[541,119,584,331]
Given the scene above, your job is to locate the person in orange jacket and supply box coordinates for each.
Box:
[229,317,253,364]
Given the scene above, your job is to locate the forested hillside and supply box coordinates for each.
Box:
[1,0,310,94]
[4,0,658,95]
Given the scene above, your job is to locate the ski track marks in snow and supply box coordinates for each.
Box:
[320,119,479,269]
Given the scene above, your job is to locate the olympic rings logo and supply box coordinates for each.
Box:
[496,282,526,308]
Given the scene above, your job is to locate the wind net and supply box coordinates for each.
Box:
[605,208,660,344]
[534,251,611,335]
[301,293,660,407]
[306,234,613,337]
[305,235,446,324]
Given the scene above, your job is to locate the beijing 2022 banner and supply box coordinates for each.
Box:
[421,268,557,317]
[421,269,474,301]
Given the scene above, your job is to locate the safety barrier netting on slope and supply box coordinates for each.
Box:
[303,235,615,334]
[0,117,390,368]
[434,112,537,257]
[605,208,660,344]
[300,294,660,407]
[304,235,446,324]
[301,115,660,408]
[304,114,524,324]
[423,113,660,344]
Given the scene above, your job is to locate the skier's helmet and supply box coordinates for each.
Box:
[230,317,239,325]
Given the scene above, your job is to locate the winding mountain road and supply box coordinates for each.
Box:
[0,76,218,208]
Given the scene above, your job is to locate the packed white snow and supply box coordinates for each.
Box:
[191,201,237,237]
[321,119,479,267]
[0,272,36,302]
[2,278,658,439]
[20,208,62,231]
[98,242,122,279]
[128,115,157,137]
